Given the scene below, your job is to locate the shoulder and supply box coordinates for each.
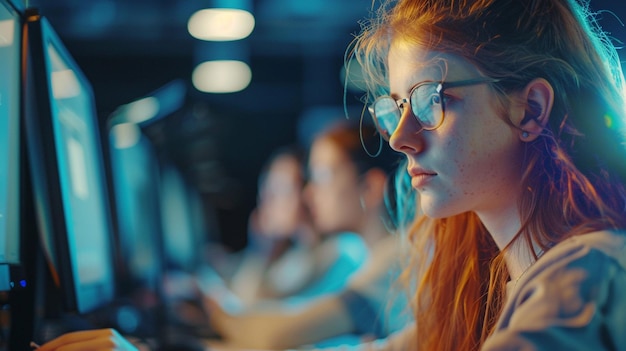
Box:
[307,232,369,277]
[319,232,369,258]
[544,230,626,268]
[513,229,626,303]
[486,230,626,350]
[334,231,368,246]
[347,235,402,289]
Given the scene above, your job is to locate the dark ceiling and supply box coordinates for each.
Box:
[18,0,626,248]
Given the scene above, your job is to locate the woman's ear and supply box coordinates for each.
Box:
[516,78,554,142]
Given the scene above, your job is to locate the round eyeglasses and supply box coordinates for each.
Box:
[368,77,500,140]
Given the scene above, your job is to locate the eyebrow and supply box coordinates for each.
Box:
[389,91,402,100]
[389,79,438,100]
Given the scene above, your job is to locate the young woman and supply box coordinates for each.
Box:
[347,0,626,349]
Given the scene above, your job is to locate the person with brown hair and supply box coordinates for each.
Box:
[201,121,410,350]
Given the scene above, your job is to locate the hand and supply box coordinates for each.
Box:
[203,295,235,339]
[202,297,278,349]
[37,329,141,351]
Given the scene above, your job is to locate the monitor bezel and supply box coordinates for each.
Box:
[23,11,116,315]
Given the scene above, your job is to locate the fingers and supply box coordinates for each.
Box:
[203,298,230,337]
[37,329,138,351]
[203,295,227,321]
[38,329,107,351]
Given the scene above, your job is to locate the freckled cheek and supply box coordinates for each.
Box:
[438,128,487,189]
[449,144,486,194]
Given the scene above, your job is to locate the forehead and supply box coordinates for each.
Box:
[309,137,348,166]
[387,39,479,87]
[265,157,300,184]
[268,155,299,174]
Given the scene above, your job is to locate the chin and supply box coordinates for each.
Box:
[419,196,459,219]
[421,208,447,219]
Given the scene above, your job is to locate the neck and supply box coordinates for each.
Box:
[358,211,389,247]
[476,205,539,282]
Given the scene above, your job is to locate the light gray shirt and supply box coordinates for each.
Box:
[483,230,626,350]
[294,230,626,351]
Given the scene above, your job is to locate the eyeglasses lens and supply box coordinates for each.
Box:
[371,83,443,139]
[411,84,442,129]
[371,98,399,140]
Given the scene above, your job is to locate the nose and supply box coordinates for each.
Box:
[389,107,425,155]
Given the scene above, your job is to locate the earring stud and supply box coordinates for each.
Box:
[521,131,529,139]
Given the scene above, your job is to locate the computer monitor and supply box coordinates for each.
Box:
[159,163,205,273]
[0,0,22,267]
[23,10,115,315]
[108,125,163,293]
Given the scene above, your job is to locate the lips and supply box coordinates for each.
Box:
[408,167,437,178]
[408,167,437,188]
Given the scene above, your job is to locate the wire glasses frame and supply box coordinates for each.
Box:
[368,77,500,141]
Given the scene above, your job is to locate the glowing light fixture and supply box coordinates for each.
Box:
[192,60,251,93]
[188,8,255,41]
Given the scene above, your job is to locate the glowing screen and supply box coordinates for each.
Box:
[0,3,20,264]
[46,40,114,306]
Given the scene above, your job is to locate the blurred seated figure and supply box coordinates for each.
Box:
[226,145,322,305]
[195,144,369,313]
[203,121,411,350]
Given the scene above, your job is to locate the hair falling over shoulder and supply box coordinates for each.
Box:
[351,0,626,349]
[399,210,505,350]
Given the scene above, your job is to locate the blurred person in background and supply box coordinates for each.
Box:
[202,121,411,350]
[197,144,368,312]
[227,146,321,305]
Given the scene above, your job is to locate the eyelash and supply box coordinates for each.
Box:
[442,91,460,105]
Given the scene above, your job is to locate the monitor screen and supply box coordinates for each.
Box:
[24,13,115,314]
[159,164,205,273]
[109,124,162,291]
[0,0,21,265]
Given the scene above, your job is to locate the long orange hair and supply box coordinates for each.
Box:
[350,0,626,349]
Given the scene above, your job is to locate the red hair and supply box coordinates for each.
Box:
[352,0,626,349]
